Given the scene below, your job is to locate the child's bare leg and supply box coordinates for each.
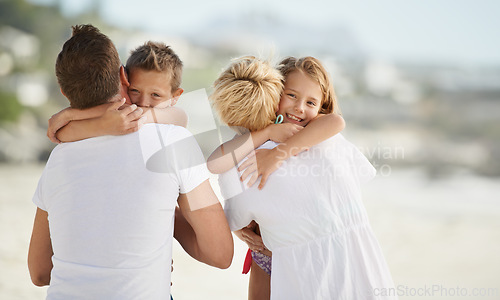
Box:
[248,260,270,300]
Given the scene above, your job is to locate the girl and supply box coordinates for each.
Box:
[209,56,396,299]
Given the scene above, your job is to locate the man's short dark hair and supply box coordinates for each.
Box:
[55,24,121,109]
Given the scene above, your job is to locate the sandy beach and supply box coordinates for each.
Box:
[1,164,499,299]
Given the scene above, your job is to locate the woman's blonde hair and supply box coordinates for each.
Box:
[277,56,341,115]
[210,56,283,132]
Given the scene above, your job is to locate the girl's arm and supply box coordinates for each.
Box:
[206,123,302,174]
[239,113,345,189]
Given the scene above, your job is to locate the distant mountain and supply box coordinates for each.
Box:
[184,12,367,60]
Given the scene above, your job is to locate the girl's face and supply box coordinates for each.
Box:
[277,70,322,126]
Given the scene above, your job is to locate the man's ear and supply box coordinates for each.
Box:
[119,65,132,104]
[60,88,66,98]
[120,65,130,87]
[173,88,183,97]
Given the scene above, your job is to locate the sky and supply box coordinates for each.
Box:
[30,0,500,66]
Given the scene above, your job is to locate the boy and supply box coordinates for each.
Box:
[47,41,187,142]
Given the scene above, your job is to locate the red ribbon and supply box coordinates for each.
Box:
[242,248,252,274]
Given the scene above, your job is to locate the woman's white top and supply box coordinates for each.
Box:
[221,134,397,300]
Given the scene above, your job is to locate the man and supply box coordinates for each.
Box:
[27,24,233,299]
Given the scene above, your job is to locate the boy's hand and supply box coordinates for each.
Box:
[238,148,285,190]
[99,99,145,135]
[48,108,69,144]
[266,123,303,143]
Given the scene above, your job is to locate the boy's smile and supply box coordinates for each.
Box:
[277,70,322,126]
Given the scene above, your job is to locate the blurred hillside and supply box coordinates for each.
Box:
[0,0,108,162]
[0,0,499,177]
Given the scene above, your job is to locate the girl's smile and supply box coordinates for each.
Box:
[277,70,322,126]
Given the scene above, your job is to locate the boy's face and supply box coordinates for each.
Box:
[277,70,322,126]
[127,68,180,107]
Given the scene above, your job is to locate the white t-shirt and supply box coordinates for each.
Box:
[222,134,397,300]
[32,124,208,300]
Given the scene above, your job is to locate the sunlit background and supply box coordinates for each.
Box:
[1,0,499,299]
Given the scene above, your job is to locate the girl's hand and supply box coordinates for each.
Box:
[99,99,145,135]
[47,107,73,144]
[238,148,285,190]
[266,123,303,143]
[234,222,266,253]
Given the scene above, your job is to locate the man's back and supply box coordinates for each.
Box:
[33,124,208,299]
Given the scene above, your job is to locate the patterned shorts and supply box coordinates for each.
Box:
[251,250,272,276]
